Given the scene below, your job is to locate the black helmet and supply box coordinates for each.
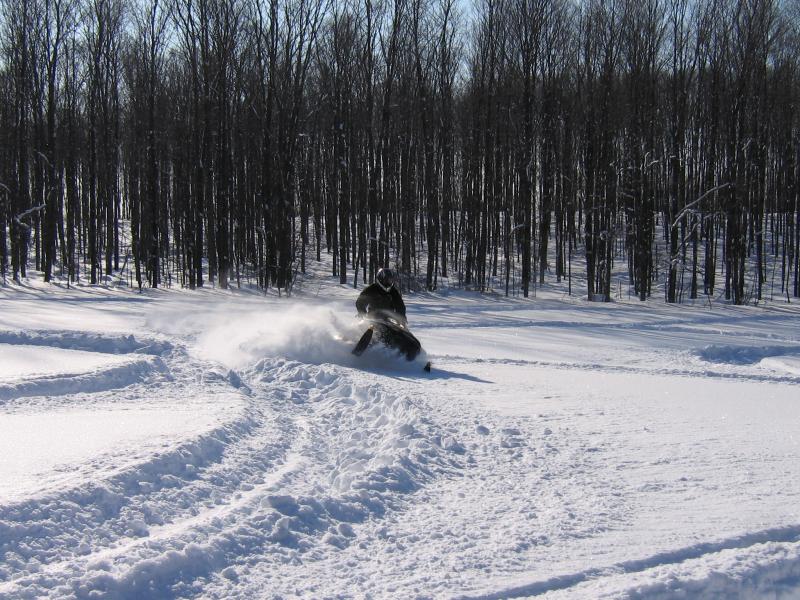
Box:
[376,267,397,291]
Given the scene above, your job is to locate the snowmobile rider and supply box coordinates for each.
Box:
[356,268,406,322]
[353,268,427,368]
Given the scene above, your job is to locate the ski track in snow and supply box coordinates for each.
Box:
[433,352,800,386]
[1,285,799,598]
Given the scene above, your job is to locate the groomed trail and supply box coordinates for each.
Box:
[1,280,799,599]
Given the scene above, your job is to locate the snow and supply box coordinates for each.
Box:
[1,276,799,598]
[0,406,228,503]
[0,345,135,380]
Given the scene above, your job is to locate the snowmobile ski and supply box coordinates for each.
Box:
[352,327,374,356]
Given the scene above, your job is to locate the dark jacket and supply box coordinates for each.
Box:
[356,283,406,319]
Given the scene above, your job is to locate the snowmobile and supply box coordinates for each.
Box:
[352,309,431,372]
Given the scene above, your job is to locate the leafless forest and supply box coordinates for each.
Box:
[1,0,799,303]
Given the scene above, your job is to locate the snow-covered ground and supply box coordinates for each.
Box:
[1,274,799,599]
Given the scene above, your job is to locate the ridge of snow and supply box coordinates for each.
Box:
[0,330,173,355]
[0,355,165,403]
